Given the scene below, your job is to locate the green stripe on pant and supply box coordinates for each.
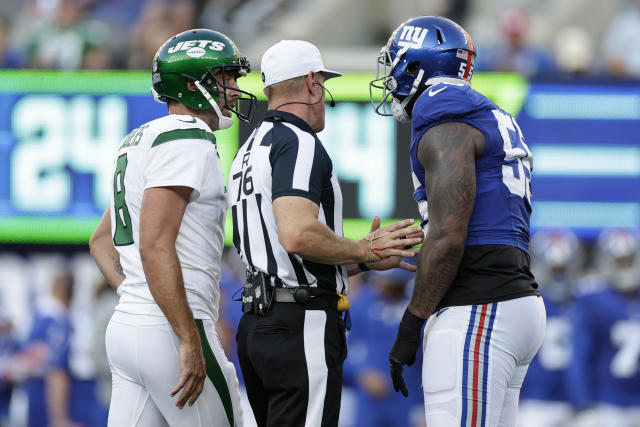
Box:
[195,319,234,427]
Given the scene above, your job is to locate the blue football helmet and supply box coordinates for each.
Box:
[370,16,476,122]
[530,229,582,301]
[595,228,640,292]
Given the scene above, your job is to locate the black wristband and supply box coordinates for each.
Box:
[399,309,426,335]
[358,263,370,272]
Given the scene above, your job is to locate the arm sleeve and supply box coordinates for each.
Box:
[46,321,70,370]
[26,317,47,344]
[270,126,329,204]
[144,139,214,195]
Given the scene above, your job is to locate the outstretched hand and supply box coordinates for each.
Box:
[362,216,424,269]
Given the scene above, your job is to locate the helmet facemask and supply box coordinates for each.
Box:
[370,47,397,117]
[370,46,425,122]
[195,58,257,129]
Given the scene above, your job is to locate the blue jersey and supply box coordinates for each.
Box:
[568,287,640,408]
[410,81,532,253]
[24,305,72,427]
[521,292,573,402]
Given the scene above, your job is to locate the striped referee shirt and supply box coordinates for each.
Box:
[228,110,348,294]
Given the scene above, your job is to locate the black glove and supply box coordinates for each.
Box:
[389,309,426,397]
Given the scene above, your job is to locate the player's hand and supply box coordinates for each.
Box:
[389,309,426,397]
[364,216,423,271]
[361,217,423,263]
[171,337,206,409]
[358,368,391,399]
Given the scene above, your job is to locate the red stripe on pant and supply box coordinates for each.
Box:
[471,304,488,426]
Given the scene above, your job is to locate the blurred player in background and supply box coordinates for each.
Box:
[89,28,256,426]
[371,16,546,426]
[568,228,640,427]
[22,271,77,427]
[518,229,583,427]
[0,314,16,426]
[346,269,425,427]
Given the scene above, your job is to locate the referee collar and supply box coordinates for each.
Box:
[264,110,316,135]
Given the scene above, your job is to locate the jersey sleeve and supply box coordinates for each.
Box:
[411,84,477,142]
[269,123,330,204]
[144,136,215,195]
[46,320,71,369]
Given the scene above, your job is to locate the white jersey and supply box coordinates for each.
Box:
[110,114,227,321]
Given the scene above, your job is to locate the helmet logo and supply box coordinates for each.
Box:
[398,26,428,49]
[167,40,227,54]
[186,46,206,58]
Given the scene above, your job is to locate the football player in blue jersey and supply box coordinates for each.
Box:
[370,16,546,427]
[518,229,583,427]
[568,228,640,427]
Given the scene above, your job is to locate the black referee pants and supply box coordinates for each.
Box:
[236,298,347,427]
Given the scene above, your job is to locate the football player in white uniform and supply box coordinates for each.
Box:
[89,29,256,427]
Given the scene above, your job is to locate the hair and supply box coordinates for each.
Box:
[52,271,75,303]
[264,75,307,100]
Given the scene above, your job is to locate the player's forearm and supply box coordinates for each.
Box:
[90,236,125,289]
[407,233,465,319]
[46,369,70,427]
[280,219,368,265]
[90,208,125,289]
[346,263,365,276]
[141,245,199,345]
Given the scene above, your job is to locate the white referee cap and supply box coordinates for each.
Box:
[260,40,342,88]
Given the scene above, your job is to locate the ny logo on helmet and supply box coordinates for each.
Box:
[398,26,428,49]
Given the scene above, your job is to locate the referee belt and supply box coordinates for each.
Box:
[247,268,349,311]
[273,286,334,304]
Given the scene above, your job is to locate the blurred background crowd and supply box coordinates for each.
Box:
[0,0,639,77]
[0,0,639,426]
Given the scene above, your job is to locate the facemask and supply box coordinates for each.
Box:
[194,80,234,130]
[391,98,410,123]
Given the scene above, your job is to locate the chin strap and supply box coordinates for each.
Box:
[392,68,425,122]
[194,80,234,130]
[399,69,425,112]
[151,86,164,104]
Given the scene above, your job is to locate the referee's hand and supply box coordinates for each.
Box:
[361,217,423,263]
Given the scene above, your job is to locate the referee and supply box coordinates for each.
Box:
[229,40,423,426]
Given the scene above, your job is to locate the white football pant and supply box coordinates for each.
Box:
[422,296,546,427]
[105,311,244,427]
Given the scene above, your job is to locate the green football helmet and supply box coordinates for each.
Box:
[152,29,256,127]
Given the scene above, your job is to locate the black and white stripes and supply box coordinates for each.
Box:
[228,110,348,293]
